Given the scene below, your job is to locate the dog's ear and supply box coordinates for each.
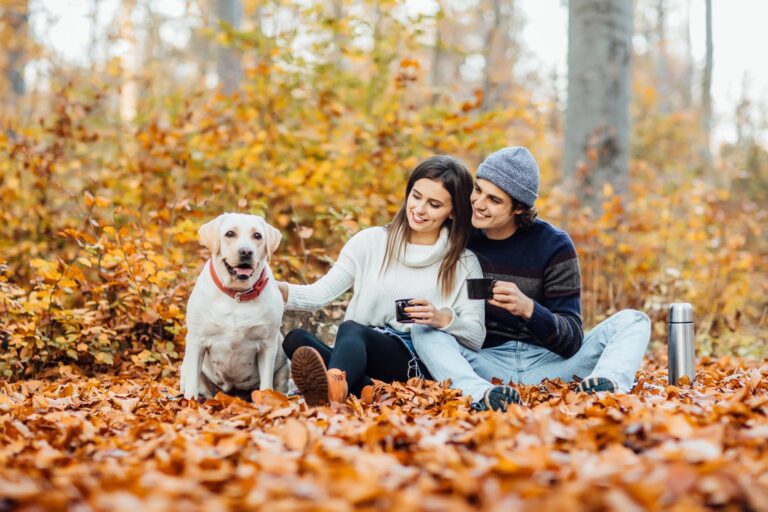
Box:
[264,222,283,259]
[198,214,226,255]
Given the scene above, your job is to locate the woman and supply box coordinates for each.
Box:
[278,155,484,406]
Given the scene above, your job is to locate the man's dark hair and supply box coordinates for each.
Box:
[513,199,538,230]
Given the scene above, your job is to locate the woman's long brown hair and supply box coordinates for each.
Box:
[381,155,474,296]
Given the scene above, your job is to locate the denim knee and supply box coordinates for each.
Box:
[410,324,450,351]
[616,309,651,327]
[613,309,651,343]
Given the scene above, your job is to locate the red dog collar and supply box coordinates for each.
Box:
[209,260,270,302]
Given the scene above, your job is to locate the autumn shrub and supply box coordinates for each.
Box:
[550,166,768,358]
[0,60,551,379]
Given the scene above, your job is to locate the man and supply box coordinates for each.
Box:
[411,146,651,411]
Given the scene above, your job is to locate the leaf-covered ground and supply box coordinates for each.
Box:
[2,353,767,511]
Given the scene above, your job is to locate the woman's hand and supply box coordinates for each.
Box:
[276,281,289,303]
[405,299,453,329]
[488,281,534,319]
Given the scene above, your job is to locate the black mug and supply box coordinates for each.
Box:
[466,278,496,300]
[395,298,415,323]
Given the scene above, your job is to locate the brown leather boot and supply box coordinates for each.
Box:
[326,368,349,404]
[291,347,348,406]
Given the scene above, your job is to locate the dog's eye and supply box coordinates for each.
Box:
[225,231,235,238]
[252,232,262,240]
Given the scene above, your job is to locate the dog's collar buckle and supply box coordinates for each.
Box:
[234,291,245,303]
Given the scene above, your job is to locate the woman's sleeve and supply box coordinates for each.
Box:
[284,232,360,311]
[439,254,486,350]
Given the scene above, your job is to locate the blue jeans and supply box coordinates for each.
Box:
[371,326,432,380]
[411,309,651,401]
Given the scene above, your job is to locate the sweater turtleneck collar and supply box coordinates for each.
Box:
[402,226,450,267]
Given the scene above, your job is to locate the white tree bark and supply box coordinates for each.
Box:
[118,0,138,122]
[563,0,633,211]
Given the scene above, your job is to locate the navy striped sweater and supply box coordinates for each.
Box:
[468,219,583,358]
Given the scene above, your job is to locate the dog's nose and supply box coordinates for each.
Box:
[239,248,253,259]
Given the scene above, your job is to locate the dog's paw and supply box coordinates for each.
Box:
[179,370,200,400]
[181,385,200,401]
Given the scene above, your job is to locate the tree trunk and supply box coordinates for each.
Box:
[330,0,344,69]
[682,0,693,109]
[481,0,502,111]
[88,0,101,66]
[563,0,633,212]
[430,0,445,106]
[213,0,243,95]
[2,1,29,101]
[701,0,713,157]
[655,0,670,113]
[365,1,386,115]
[118,0,138,122]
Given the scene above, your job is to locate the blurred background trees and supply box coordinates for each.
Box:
[2,0,761,197]
[0,0,766,377]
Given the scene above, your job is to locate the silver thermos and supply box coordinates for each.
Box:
[668,303,696,385]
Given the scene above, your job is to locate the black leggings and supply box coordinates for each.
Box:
[283,320,414,396]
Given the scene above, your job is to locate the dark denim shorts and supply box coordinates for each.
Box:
[372,325,432,380]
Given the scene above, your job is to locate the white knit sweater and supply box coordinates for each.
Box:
[286,226,486,348]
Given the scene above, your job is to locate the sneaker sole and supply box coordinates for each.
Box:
[484,386,521,412]
[292,347,330,406]
[578,377,617,394]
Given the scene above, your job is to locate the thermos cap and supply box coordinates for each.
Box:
[669,302,694,323]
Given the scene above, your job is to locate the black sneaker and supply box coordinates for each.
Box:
[471,385,521,412]
[577,377,617,394]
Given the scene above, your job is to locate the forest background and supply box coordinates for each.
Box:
[1,0,767,380]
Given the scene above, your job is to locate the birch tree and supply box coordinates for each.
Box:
[118,0,138,122]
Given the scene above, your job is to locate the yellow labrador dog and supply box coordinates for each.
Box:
[180,213,289,399]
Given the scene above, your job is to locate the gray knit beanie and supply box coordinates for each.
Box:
[476,146,539,207]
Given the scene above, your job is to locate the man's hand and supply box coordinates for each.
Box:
[488,281,535,320]
[405,298,453,329]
